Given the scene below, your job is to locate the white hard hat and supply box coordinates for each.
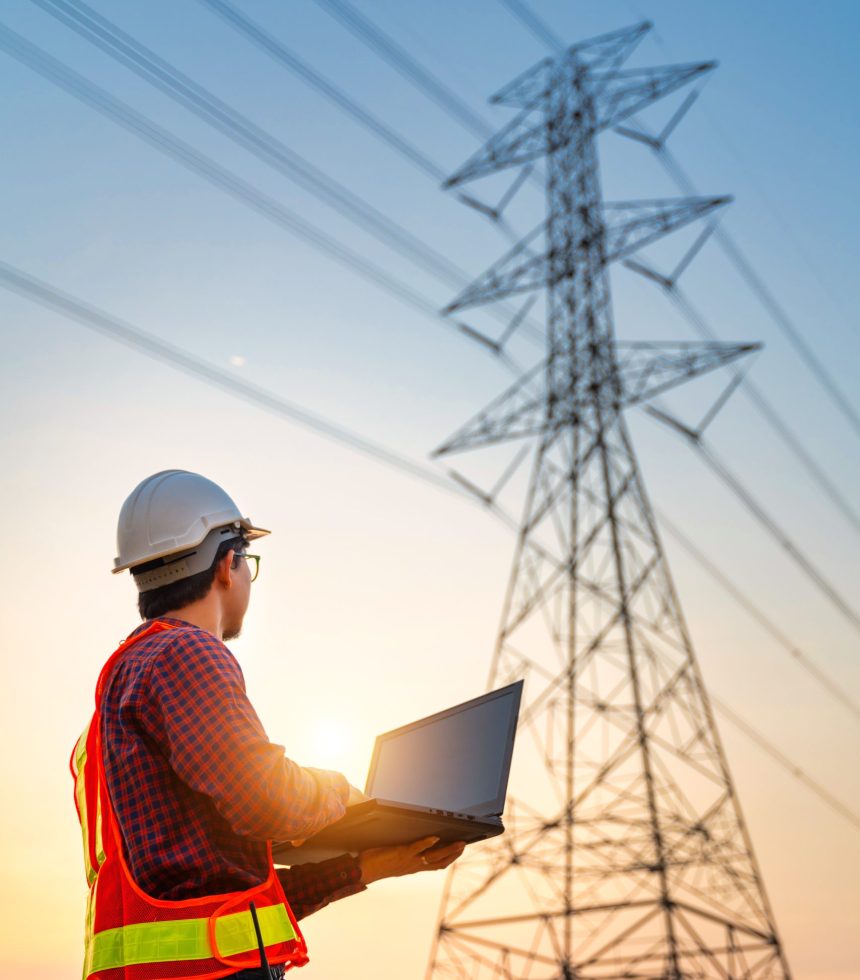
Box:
[113,470,269,591]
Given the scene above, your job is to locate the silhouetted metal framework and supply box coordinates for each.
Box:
[427,22,791,980]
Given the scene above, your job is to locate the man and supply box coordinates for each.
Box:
[72,469,464,980]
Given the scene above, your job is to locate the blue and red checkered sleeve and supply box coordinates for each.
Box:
[146,627,349,842]
[276,855,366,920]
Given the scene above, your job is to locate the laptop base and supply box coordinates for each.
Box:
[273,800,503,866]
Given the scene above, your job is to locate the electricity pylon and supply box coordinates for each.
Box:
[426,22,791,979]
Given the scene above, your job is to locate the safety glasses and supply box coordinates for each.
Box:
[232,552,261,582]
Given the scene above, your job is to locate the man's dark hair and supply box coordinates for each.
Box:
[136,534,247,620]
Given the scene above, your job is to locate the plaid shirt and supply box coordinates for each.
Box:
[99,617,364,917]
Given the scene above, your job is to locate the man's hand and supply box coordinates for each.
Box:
[358,835,466,885]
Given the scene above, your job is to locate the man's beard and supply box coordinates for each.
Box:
[223,621,243,641]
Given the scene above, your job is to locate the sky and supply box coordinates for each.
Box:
[0,0,858,977]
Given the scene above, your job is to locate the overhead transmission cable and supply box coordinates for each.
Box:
[709,695,860,832]
[656,507,860,722]
[496,0,566,53]
[194,0,463,192]
[497,0,860,444]
[198,0,442,184]
[645,404,860,638]
[646,139,860,444]
[29,0,465,280]
[0,260,470,504]
[310,0,494,138]
[0,22,529,374]
[1,258,856,833]
[661,284,860,537]
[195,0,537,238]
[306,0,548,200]
[694,437,860,633]
[30,0,544,349]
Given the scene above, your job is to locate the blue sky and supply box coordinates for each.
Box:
[0,1,858,977]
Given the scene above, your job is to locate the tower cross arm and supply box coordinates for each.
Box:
[432,342,758,459]
[616,341,760,409]
[604,195,730,263]
[431,360,547,458]
[594,61,716,131]
[490,20,653,109]
[445,60,714,190]
[443,197,729,315]
[443,105,547,189]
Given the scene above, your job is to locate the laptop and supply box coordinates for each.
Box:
[273,680,523,866]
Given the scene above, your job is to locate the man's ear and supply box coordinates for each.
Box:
[214,549,235,589]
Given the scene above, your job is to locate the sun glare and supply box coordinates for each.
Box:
[311,720,349,769]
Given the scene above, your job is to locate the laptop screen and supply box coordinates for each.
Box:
[365,680,523,817]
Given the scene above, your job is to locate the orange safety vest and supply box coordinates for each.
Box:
[71,620,309,979]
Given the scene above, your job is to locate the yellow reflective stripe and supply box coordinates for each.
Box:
[94,799,105,868]
[215,903,295,957]
[75,766,95,885]
[83,878,97,980]
[89,919,211,972]
[86,904,296,974]
[73,725,96,886]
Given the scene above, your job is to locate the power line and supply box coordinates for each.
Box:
[0,259,465,502]
[646,277,860,538]
[0,22,527,371]
[653,142,860,443]
[306,0,548,201]
[197,0,444,183]
[711,695,860,832]
[646,407,860,638]
[196,0,455,187]
[1,257,856,835]
[195,0,535,246]
[310,0,494,138]
[30,0,544,348]
[497,0,565,52]
[31,0,462,287]
[656,507,860,722]
[695,436,860,634]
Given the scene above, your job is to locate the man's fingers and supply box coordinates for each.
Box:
[410,835,441,854]
[423,844,464,862]
[422,840,465,857]
[419,841,466,869]
[422,851,463,870]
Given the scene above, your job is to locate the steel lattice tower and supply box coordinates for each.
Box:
[426,23,791,980]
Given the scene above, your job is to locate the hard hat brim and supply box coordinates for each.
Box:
[242,522,271,542]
